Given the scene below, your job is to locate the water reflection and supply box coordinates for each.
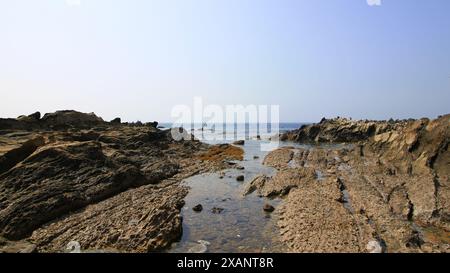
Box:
[169,140,285,253]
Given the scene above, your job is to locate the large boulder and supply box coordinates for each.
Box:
[41,110,105,129]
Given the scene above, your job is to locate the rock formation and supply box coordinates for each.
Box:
[0,110,242,253]
[281,117,405,143]
[251,114,449,253]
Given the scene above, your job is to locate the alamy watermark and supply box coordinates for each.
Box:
[170,97,280,151]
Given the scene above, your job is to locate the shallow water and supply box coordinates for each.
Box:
[169,140,287,253]
[167,127,333,253]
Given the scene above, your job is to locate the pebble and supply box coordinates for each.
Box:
[263,204,275,212]
[192,204,203,212]
[366,240,382,253]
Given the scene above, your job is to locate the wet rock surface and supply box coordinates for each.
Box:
[0,237,37,253]
[0,110,240,252]
[256,115,450,253]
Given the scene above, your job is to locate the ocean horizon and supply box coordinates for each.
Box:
[158,122,307,142]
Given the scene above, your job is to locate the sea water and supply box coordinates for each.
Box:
[167,123,306,253]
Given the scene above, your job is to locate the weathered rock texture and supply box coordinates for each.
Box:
[252,115,449,253]
[281,117,406,143]
[0,110,241,253]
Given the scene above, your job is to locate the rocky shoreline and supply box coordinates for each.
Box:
[0,111,242,253]
[0,111,448,253]
[248,115,449,252]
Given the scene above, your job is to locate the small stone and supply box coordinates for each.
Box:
[263,204,275,212]
[366,240,382,253]
[236,175,245,182]
[236,166,245,170]
[233,140,245,145]
[225,161,237,166]
[253,156,260,159]
[192,204,203,212]
[197,240,210,246]
[211,207,224,214]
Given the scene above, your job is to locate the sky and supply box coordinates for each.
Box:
[0,0,449,122]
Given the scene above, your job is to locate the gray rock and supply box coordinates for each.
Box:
[233,140,245,145]
[193,204,203,212]
[263,204,275,212]
[110,117,121,124]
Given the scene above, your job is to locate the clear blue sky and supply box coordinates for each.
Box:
[1,0,449,122]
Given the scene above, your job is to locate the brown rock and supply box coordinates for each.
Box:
[236,175,245,182]
[0,237,37,253]
[211,207,224,214]
[281,117,402,143]
[198,144,244,162]
[41,110,105,129]
[0,136,45,175]
[0,110,229,252]
[263,204,275,212]
[265,114,450,253]
[233,140,245,145]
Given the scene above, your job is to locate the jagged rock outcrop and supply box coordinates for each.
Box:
[41,110,105,129]
[281,117,405,143]
[254,114,449,253]
[0,110,106,130]
[0,110,242,252]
